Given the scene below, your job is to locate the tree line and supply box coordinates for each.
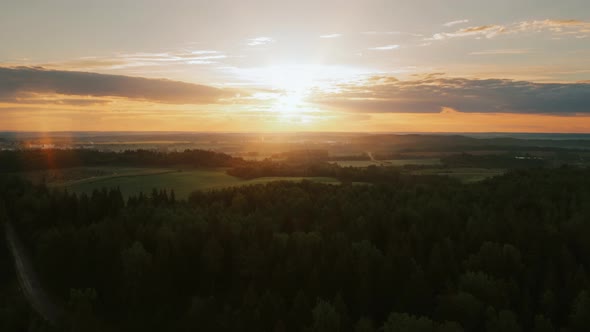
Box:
[0,149,240,172]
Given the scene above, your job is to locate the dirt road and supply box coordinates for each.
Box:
[5,223,63,324]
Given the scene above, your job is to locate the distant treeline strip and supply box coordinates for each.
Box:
[0,149,241,172]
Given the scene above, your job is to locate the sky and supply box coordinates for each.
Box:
[1,0,589,132]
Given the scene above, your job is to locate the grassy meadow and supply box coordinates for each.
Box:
[411,167,505,183]
[14,161,502,199]
[331,158,442,168]
[24,167,340,199]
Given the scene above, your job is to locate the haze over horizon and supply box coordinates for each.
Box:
[1,0,590,132]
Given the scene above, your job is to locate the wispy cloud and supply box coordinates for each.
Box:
[517,19,590,34]
[432,25,505,40]
[430,19,590,40]
[190,50,221,55]
[39,50,230,71]
[470,49,531,55]
[320,34,342,39]
[310,75,590,115]
[362,31,401,35]
[368,44,400,50]
[247,37,275,46]
[443,19,469,27]
[116,52,229,66]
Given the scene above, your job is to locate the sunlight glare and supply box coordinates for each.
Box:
[257,64,366,122]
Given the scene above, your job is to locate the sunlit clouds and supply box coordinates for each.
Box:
[368,45,400,51]
[469,49,531,56]
[247,37,275,46]
[443,19,470,27]
[431,19,590,41]
[320,34,342,39]
[432,25,506,40]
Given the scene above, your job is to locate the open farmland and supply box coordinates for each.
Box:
[331,158,441,168]
[46,167,340,198]
[412,167,506,183]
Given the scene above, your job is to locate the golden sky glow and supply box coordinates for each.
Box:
[1,0,589,132]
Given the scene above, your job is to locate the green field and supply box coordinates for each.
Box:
[16,163,498,199]
[412,167,505,183]
[19,167,174,185]
[331,158,441,168]
[45,167,340,199]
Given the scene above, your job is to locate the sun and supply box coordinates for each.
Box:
[274,90,307,115]
[271,89,319,125]
[254,65,318,121]
[231,63,369,125]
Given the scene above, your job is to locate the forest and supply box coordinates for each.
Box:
[0,149,240,172]
[2,165,590,331]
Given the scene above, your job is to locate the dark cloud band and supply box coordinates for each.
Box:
[310,76,590,115]
[0,67,235,104]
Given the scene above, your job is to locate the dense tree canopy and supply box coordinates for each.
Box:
[1,167,590,331]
